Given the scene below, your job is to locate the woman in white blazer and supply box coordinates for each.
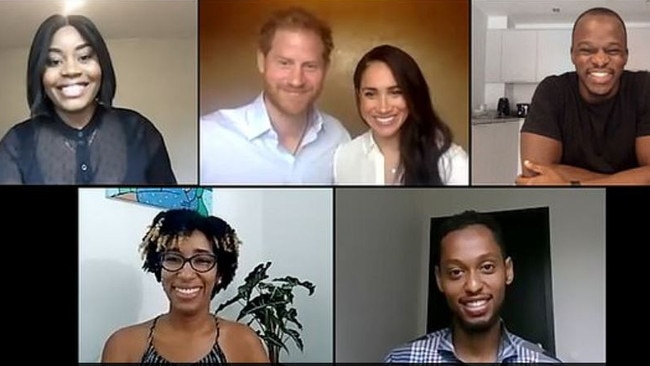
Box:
[333,45,468,186]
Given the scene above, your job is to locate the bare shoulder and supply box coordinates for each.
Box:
[218,317,269,362]
[218,317,262,343]
[101,319,155,362]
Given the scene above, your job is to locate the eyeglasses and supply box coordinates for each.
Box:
[160,252,217,273]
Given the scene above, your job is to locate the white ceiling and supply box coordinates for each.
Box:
[0,0,196,49]
[474,0,650,27]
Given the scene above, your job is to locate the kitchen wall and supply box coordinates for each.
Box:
[478,15,650,112]
[471,5,487,111]
[507,83,538,110]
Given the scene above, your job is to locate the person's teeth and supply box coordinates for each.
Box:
[176,287,199,294]
[376,117,394,124]
[61,85,84,97]
[466,299,487,308]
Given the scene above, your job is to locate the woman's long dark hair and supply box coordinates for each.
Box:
[27,14,116,117]
[353,44,453,186]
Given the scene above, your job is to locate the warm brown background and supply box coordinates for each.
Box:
[199,0,469,150]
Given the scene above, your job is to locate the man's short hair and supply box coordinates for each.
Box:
[433,210,507,266]
[571,7,628,50]
[258,6,334,63]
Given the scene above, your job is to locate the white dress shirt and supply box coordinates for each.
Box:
[333,130,469,185]
[200,94,350,184]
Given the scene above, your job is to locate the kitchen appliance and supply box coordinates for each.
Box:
[517,103,530,117]
[497,97,510,117]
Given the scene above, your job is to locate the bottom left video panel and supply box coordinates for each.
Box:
[78,187,334,363]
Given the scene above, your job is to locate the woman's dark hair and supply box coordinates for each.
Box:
[27,14,116,117]
[353,44,453,186]
[139,209,240,300]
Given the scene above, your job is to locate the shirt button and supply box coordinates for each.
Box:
[81,163,88,171]
[78,131,84,138]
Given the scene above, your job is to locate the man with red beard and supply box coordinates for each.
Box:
[200,7,350,184]
[385,211,560,363]
[517,7,649,186]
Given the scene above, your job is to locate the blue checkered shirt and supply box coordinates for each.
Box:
[385,325,561,363]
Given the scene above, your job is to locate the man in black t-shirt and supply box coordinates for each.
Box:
[517,7,650,186]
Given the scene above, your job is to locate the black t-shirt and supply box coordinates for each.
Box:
[521,70,650,174]
[0,105,177,184]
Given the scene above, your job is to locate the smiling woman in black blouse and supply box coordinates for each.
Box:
[0,14,177,185]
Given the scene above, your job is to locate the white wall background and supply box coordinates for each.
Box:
[79,187,333,362]
[335,188,606,363]
[335,188,421,361]
[0,37,197,184]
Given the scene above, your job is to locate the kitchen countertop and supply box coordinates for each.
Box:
[471,114,523,125]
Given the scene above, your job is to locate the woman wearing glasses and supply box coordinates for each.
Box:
[100,208,269,363]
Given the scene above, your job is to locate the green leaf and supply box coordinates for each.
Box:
[238,261,272,299]
[285,307,303,330]
[264,332,289,353]
[284,328,304,351]
[273,276,316,296]
[214,261,316,361]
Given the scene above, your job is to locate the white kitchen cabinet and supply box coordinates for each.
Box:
[627,28,650,72]
[516,118,524,177]
[536,29,573,80]
[501,30,537,82]
[485,30,502,82]
[471,120,522,185]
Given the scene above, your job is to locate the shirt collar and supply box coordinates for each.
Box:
[360,130,379,155]
[437,320,521,362]
[244,92,324,140]
[50,104,104,139]
[497,324,520,361]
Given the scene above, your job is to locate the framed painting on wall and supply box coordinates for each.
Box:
[105,188,213,216]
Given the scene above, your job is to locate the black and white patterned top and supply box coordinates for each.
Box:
[140,315,227,364]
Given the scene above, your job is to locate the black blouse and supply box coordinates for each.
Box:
[0,106,177,185]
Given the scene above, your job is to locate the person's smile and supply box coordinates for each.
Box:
[172,285,203,300]
[459,295,492,318]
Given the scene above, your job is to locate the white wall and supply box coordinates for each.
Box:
[109,38,198,184]
[79,187,333,362]
[335,188,605,363]
[335,188,422,362]
[0,36,197,184]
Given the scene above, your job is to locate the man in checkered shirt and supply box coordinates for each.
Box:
[385,211,561,363]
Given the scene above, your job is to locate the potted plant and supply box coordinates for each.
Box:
[216,261,316,363]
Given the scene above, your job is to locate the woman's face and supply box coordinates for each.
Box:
[160,230,219,315]
[42,25,102,118]
[358,61,409,141]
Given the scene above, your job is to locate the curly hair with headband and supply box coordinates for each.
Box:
[139,208,241,299]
